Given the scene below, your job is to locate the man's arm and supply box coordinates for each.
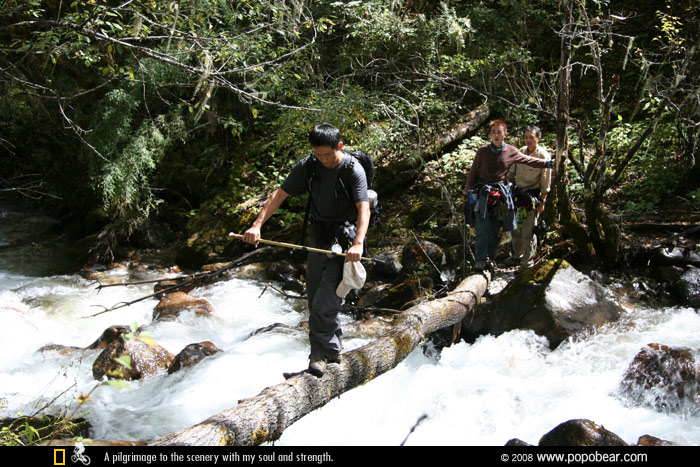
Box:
[242,188,289,246]
[463,151,481,198]
[346,200,370,262]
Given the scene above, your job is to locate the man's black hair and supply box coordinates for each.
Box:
[525,124,542,138]
[309,123,342,148]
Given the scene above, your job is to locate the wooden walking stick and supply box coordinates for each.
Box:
[228,233,375,262]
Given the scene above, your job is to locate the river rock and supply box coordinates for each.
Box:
[265,260,305,294]
[200,262,237,284]
[168,341,223,374]
[504,438,533,446]
[248,323,307,340]
[636,434,676,446]
[366,251,402,280]
[538,419,628,446]
[92,332,175,380]
[85,325,132,349]
[153,292,216,321]
[618,343,700,413]
[672,267,700,308]
[37,344,83,356]
[650,247,700,268]
[342,315,395,339]
[401,240,445,282]
[356,283,392,307]
[154,279,196,296]
[357,278,434,311]
[472,259,622,348]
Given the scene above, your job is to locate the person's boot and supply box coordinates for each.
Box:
[328,334,343,364]
[308,354,327,377]
[327,352,342,364]
[486,259,497,274]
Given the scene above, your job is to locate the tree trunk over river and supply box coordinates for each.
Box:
[376,104,491,197]
[419,103,492,157]
[152,273,489,446]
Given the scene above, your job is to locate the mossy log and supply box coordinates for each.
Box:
[376,104,491,196]
[152,273,489,446]
[419,103,492,157]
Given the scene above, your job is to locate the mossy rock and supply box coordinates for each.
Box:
[408,201,434,227]
[177,196,264,269]
[672,267,700,308]
[479,259,622,348]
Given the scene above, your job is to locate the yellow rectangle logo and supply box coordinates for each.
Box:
[54,449,66,465]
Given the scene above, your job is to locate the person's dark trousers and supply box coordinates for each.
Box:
[473,207,501,262]
[305,230,344,360]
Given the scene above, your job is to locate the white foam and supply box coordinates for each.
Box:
[1,256,699,445]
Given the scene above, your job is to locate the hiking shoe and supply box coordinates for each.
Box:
[327,352,342,364]
[505,256,522,267]
[485,259,497,274]
[519,260,534,271]
[308,354,327,377]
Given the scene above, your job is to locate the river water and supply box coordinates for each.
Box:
[1,203,699,446]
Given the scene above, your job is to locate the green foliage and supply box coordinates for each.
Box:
[0,415,41,446]
[606,116,680,213]
[84,88,187,238]
[3,0,699,261]
[687,188,700,207]
[426,136,487,196]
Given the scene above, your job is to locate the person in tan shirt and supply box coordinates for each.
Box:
[507,125,552,269]
[464,120,553,272]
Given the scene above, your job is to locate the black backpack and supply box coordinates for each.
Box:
[300,150,380,245]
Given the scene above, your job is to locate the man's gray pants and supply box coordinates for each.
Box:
[305,235,344,360]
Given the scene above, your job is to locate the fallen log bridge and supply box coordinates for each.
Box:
[152,273,489,446]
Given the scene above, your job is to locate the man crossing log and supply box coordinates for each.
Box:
[240,124,370,377]
[152,272,489,446]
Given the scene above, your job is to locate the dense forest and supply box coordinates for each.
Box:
[1,0,699,272]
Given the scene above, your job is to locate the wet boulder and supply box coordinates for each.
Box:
[153,292,216,321]
[36,344,83,356]
[636,434,676,446]
[357,278,434,311]
[539,419,628,446]
[248,322,307,339]
[618,343,700,413]
[366,251,402,281]
[672,267,700,308]
[265,260,305,295]
[92,332,174,381]
[342,315,395,340]
[199,262,236,285]
[401,240,446,282]
[356,282,392,308]
[504,438,533,446]
[168,341,223,374]
[154,279,196,296]
[473,259,621,348]
[508,420,677,447]
[85,325,132,349]
[650,247,700,268]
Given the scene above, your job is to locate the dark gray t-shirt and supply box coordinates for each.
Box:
[281,151,369,223]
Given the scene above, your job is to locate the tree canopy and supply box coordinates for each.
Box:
[1,0,698,265]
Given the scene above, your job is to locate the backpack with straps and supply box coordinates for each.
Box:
[300,150,380,246]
